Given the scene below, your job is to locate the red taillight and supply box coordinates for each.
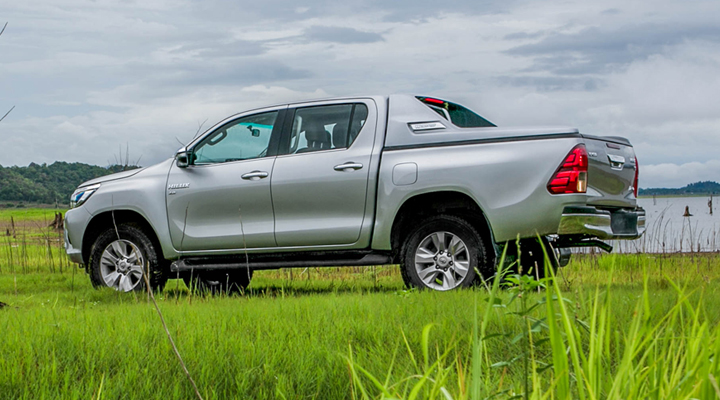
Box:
[547,144,588,194]
[633,156,639,197]
[422,97,445,105]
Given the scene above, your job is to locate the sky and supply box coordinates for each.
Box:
[1,0,719,188]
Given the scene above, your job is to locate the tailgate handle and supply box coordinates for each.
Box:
[607,154,625,170]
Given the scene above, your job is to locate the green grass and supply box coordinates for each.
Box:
[0,207,67,223]
[2,211,720,399]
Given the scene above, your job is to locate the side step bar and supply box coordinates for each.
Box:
[170,253,393,273]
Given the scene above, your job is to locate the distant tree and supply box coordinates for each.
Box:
[0,162,139,204]
[638,181,720,196]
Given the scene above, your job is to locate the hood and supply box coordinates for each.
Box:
[79,168,145,188]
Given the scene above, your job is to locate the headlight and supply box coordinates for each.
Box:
[70,184,101,208]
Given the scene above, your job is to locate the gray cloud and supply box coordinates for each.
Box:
[503,31,545,40]
[189,0,516,23]
[505,23,720,75]
[304,26,384,44]
[642,160,720,188]
[497,76,604,92]
[119,57,312,89]
[2,0,720,189]
[167,61,313,87]
[168,39,267,58]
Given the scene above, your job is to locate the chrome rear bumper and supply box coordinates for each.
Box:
[557,206,645,240]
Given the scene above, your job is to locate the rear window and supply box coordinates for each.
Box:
[417,96,496,128]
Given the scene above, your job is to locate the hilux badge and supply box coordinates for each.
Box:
[168,183,190,189]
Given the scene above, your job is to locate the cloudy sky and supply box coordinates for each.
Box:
[1,0,719,188]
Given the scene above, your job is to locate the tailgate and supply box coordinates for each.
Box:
[582,135,637,208]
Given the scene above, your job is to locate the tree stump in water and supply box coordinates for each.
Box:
[683,206,692,217]
[709,196,713,215]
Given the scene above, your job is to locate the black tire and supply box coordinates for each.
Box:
[501,237,557,280]
[88,224,168,292]
[183,269,253,295]
[400,215,491,291]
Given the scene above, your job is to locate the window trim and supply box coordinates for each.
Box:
[277,102,367,156]
[416,96,496,128]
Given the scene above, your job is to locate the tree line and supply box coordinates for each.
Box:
[639,181,720,196]
[0,162,138,205]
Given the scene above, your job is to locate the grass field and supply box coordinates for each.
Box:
[1,209,720,399]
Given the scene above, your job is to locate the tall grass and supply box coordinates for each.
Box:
[2,210,720,399]
[347,253,720,399]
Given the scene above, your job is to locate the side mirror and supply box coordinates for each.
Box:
[247,125,260,137]
[176,151,191,168]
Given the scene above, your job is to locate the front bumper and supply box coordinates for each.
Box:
[64,225,84,264]
[557,206,646,240]
[64,207,92,265]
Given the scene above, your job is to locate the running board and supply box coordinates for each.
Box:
[170,253,393,273]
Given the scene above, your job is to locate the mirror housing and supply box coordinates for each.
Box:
[247,125,260,137]
[176,151,191,168]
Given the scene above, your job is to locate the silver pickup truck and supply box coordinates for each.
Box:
[64,95,645,292]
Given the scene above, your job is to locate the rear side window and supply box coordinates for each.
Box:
[417,96,496,128]
[286,103,368,154]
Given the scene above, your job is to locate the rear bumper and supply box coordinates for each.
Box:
[557,206,645,239]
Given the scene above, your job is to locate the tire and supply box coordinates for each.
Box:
[400,215,490,291]
[183,269,253,295]
[501,237,557,280]
[88,224,168,292]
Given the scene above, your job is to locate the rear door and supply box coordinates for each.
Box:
[270,99,377,247]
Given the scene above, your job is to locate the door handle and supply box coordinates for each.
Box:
[333,162,363,172]
[241,171,269,180]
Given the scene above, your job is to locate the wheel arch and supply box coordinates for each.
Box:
[82,210,165,269]
[389,191,497,264]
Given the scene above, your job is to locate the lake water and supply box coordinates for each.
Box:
[611,196,720,253]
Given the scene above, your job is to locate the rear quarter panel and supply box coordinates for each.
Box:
[372,137,588,249]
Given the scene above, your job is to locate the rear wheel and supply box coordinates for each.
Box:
[400,215,490,291]
[183,269,253,295]
[88,224,167,292]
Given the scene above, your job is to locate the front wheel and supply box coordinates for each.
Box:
[88,224,167,292]
[400,215,490,291]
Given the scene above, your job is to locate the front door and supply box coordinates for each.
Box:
[271,100,377,247]
[166,109,283,252]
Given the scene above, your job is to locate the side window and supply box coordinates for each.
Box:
[192,111,278,165]
[287,103,368,154]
